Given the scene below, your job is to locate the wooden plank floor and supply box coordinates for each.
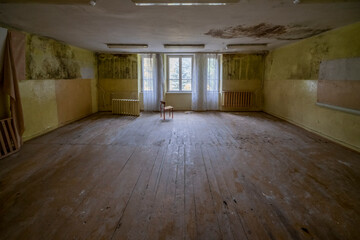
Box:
[0,112,359,240]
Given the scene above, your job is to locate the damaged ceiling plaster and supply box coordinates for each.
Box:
[205,23,331,41]
[0,0,359,53]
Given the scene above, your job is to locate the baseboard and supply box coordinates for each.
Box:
[264,110,360,153]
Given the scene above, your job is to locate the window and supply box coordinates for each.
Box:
[141,55,153,91]
[167,55,193,92]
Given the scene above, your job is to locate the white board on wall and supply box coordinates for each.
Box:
[317,57,360,115]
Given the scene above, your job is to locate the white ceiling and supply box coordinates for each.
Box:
[0,0,359,53]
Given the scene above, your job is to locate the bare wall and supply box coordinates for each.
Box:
[0,27,98,141]
[264,22,360,152]
[222,54,265,111]
[97,53,138,111]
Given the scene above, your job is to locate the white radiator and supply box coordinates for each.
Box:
[112,99,140,116]
[222,91,254,108]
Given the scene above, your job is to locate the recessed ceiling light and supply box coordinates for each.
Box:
[164,44,205,49]
[107,44,149,49]
[226,43,268,49]
[132,0,238,6]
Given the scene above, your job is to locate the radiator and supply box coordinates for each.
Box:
[222,91,254,108]
[112,99,140,116]
[0,118,20,159]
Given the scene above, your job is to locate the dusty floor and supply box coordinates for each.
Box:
[0,112,359,240]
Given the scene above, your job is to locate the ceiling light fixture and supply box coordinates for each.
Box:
[107,44,149,49]
[164,44,205,49]
[226,43,268,49]
[132,0,238,6]
[0,0,96,4]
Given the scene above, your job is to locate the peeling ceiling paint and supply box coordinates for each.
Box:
[205,23,287,39]
[0,0,359,53]
[205,23,330,41]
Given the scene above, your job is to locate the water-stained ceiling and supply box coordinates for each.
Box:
[0,0,359,53]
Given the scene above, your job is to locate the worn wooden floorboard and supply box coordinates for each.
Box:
[0,112,359,240]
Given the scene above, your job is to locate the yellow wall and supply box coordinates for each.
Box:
[222,54,265,111]
[264,22,360,152]
[165,93,192,111]
[19,80,58,140]
[97,54,138,111]
[0,27,98,141]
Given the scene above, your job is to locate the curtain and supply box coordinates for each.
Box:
[206,54,220,110]
[192,54,206,111]
[0,30,25,147]
[156,54,164,104]
[142,54,164,111]
[192,53,220,111]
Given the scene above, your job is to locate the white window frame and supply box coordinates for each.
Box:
[166,55,193,92]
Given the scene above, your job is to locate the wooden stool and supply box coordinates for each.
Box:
[160,101,173,120]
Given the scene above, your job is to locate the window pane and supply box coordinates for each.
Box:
[182,57,192,80]
[169,57,179,79]
[169,79,179,91]
[182,79,192,91]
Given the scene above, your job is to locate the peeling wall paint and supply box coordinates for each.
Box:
[98,54,138,111]
[98,54,137,80]
[0,27,98,141]
[23,34,97,140]
[266,37,331,80]
[223,54,265,81]
[205,23,330,41]
[222,54,265,111]
[264,22,360,152]
[26,34,81,80]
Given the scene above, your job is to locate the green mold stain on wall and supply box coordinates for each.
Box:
[26,34,81,80]
[98,54,138,79]
[221,54,266,111]
[223,54,265,81]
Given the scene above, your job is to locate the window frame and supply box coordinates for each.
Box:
[166,55,194,92]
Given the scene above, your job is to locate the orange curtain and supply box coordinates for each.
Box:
[0,30,26,147]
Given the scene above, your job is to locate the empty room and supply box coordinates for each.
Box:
[0,0,359,239]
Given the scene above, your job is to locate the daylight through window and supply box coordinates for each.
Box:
[168,56,193,91]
